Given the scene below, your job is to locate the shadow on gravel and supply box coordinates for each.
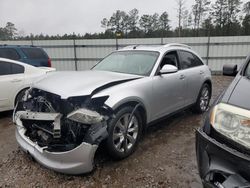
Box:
[0,110,12,119]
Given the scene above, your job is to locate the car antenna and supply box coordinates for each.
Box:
[133,45,139,49]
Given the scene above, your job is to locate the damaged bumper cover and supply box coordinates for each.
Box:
[196,128,250,188]
[14,110,107,174]
[16,127,98,174]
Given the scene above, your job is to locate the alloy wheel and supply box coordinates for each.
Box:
[112,113,139,153]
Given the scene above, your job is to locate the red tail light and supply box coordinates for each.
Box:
[48,58,52,67]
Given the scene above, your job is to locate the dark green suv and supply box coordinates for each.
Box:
[0,45,51,67]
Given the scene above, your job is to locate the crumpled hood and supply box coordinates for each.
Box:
[225,76,250,110]
[33,70,142,99]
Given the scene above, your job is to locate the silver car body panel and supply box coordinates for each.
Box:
[33,70,142,99]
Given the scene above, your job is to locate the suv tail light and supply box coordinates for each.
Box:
[48,58,52,67]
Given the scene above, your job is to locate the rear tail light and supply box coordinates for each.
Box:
[48,58,52,67]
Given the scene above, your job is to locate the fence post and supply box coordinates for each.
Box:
[73,39,78,71]
[161,37,164,45]
[206,35,210,66]
[115,37,118,50]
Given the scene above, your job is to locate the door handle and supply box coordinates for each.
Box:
[11,79,22,83]
[200,70,204,75]
[180,74,185,80]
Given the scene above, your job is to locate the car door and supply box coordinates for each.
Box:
[151,51,186,120]
[0,61,25,109]
[177,50,205,106]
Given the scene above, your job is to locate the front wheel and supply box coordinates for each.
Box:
[193,83,211,114]
[105,106,143,160]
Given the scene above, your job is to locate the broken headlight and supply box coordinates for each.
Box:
[210,103,250,148]
[67,108,104,124]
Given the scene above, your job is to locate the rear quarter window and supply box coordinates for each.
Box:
[21,48,48,59]
[0,61,11,75]
[0,48,20,60]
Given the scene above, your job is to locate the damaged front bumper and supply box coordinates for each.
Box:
[196,128,250,188]
[16,127,98,174]
[14,110,106,175]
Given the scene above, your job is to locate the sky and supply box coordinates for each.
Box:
[0,0,248,36]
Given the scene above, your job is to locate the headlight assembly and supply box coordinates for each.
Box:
[67,108,104,124]
[210,103,250,148]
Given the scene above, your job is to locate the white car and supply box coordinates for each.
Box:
[0,58,55,112]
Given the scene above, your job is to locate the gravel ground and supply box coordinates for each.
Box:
[0,76,233,188]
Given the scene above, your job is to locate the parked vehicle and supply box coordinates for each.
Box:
[14,44,212,174]
[0,45,51,67]
[0,58,55,112]
[196,57,250,187]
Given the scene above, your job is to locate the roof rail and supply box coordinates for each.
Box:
[122,45,141,50]
[164,43,191,49]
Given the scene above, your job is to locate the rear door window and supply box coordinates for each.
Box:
[0,61,24,76]
[21,48,48,59]
[0,48,20,60]
[179,51,203,69]
[0,61,12,75]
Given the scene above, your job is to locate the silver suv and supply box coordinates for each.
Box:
[14,43,212,174]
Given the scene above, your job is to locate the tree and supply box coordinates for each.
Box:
[108,10,128,34]
[176,0,186,37]
[211,0,228,29]
[0,22,18,40]
[227,0,242,24]
[187,13,193,28]
[127,8,139,32]
[159,12,170,31]
[5,22,17,39]
[151,13,160,31]
[192,0,211,34]
[243,1,250,15]
[242,14,250,34]
[139,13,160,35]
[182,10,190,29]
[242,1,250,35]
[101,18,109,30]
[139,14,152,33]
[201,17,214,36]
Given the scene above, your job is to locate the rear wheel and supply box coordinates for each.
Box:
[106,106,142,160]
[193,83,211,114]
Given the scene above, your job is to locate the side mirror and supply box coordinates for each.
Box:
[223,64,238,76]
[159,64,178,75]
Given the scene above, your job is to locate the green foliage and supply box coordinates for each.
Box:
[0,22,17,40]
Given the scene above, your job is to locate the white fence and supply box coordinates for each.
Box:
[1,36,250,72]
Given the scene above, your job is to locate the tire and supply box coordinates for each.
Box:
[105,106,143,160]
[193,83,211,114]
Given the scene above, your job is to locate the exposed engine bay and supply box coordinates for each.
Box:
[14,88,112,152]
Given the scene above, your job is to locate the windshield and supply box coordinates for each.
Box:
[245,62,250,77]
[92,51,159,76]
